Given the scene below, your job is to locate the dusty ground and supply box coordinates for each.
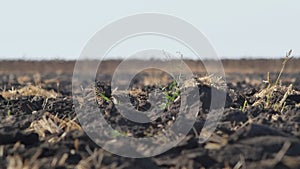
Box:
[0,59,300,169]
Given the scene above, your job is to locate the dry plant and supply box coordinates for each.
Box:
[1,85,60,100]
[6,146,70,169]
[203,132,228,150]
[76,147,125,169]
[26,112,81,143]
[183,74,227,91]
[17,75,31,85]
[76,148,104,169]
[49,153,69,167]
[7,154,40,169]
[252,50,299,112]
[6,148,42,169]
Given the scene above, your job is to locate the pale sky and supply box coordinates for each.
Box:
[0,0,300,60]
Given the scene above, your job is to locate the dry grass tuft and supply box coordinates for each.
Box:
[143,72,170,86]
[7,154,39,169]
[252,50,298,112]
[252,84,298,110]
[196,74,227,90]
[26,112,81,143]
[17,76,31,85]
[1,85,60,99]
[6,149,41,169]
[183,74,227,91]
[76,148,104,169]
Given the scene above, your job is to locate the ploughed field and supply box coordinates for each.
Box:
[0,60,300,169]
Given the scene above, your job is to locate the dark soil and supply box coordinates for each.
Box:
[0,60,300,169]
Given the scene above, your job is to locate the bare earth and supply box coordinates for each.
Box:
[0,59,299,169]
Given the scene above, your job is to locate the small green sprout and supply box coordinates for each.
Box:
[160,81,181,110]
[169,81,178,90]
[98,93,110,102]
[240,100,248,112]
[7,109,11,116]
[110,130,126,137]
